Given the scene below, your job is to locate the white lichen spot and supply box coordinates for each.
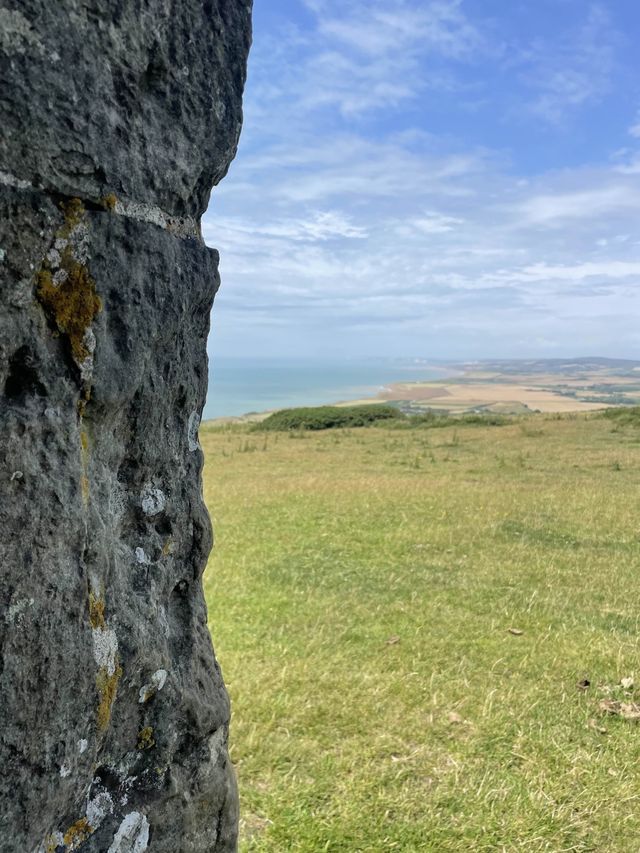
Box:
[78,738,89,754]
[78,328,97,385]
[53,268,69,285]
[68,221,90,264]
[0,170,31,190]
[134,547,149,565]
[141,485,166,517]
[92,625,118,676]
[108,479,128,521]
[54,237,68,251]
[86,789,114,830]
[83,327,96,355]
[0,248,5,263]
[6,596,33,623]
[187,410,200,452]
[107,812,149,853]
[46,247,61,267]
[138,668,168,704]
[152,668,168,691]
[59,763,71,778]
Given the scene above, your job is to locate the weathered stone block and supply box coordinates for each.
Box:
[0,2,251,850]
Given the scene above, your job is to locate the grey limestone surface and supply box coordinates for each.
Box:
[0,2,252,850]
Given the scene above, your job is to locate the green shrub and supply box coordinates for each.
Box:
[254,405,514,432]
[253,404,404,432]
[599,406,640,425]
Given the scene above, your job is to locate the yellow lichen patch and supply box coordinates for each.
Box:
[35,197,102,366]
[80,429,89,453]
[88,591,106,629]
[44,835,59,853]
[77,386,92,418]
[161,538,173,557]
[37,264,101,363]
[137,726,155,750]
[59,198,85,234]
[101,193,117,211]
[96,663,123,732]
[62,817,93,849]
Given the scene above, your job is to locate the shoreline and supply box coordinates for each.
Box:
[202,360,640,425]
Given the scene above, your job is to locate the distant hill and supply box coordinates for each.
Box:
[450,357,640,376]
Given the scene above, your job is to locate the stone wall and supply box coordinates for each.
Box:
[0,2,252,850]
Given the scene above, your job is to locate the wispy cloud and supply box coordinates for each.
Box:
[628,111,640,138]
[316,0,482,60]
[515,4,617,123]
[204,1,639,359]
[517,185,640,225]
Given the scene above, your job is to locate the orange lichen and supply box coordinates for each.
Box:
[101,193,117,211]
[63,817,92,848]
[96,663,123,732]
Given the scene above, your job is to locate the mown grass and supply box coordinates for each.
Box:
[201,411,640,852]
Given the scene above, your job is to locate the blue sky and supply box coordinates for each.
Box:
[202,0,640,362]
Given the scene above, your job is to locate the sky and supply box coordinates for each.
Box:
[202,0,640,362]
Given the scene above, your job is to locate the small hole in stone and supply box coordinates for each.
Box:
[174,579,188,597]
[155,517,173,536]
[4,346,47,400]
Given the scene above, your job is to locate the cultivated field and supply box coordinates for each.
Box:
[370,362,640,416]
[202,410,640,851]
[377,380,607,413]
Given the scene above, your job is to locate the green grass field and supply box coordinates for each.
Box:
[201,411,640,852]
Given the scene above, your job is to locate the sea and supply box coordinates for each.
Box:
[202,357,451,420]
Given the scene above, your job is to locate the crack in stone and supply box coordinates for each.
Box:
[0,170,201,240]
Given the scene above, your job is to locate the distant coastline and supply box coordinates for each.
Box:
[202,358,455,421]
[203,357,640,424]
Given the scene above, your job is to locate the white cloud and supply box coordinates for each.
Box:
[503,261,640,284]
[318,1,482,60]
[410,212,464,234]
[515,4,616,123]
[517,185,640,225]
[248,0,487,121]
[205,210,367,243]
[203,0,639,360]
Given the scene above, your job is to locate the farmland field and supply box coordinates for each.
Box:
[202,410,640,852]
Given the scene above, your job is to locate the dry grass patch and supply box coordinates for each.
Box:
[202,413,640,851]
